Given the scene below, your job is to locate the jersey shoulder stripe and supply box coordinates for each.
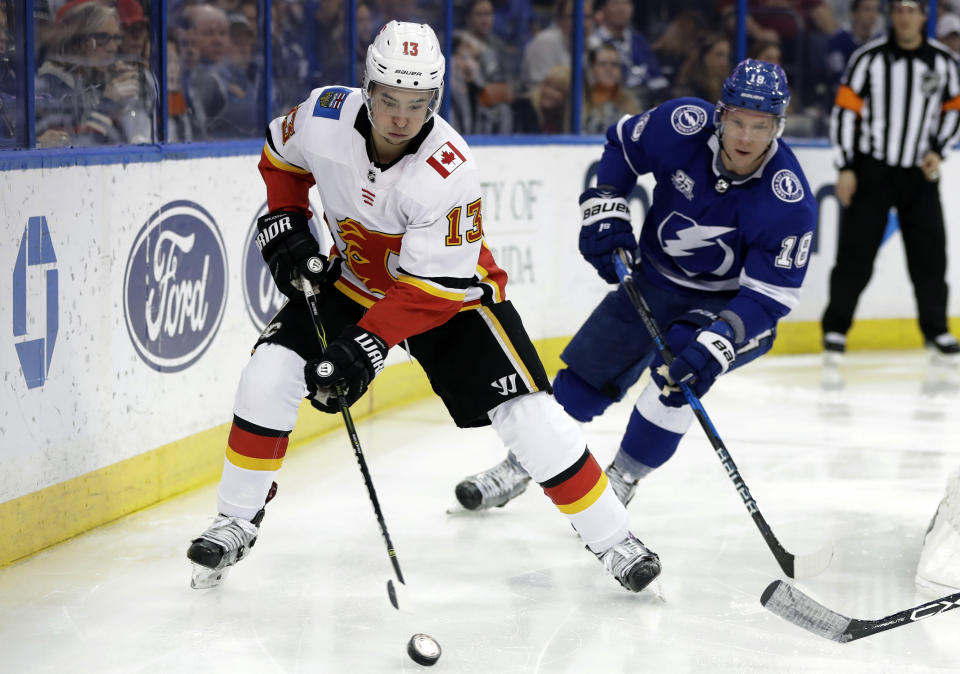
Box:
[262,140,311,174]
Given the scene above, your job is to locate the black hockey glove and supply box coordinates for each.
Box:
[304,325,388,413]
[256,210,342,299]
[578,186,636,284]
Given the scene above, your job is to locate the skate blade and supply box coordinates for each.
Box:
[191,563,231,589]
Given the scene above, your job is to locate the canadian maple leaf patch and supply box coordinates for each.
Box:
[427,142,466,178]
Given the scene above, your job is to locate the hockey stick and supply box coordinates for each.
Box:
[761,579,960,642]
[611,249,832,579]
[301,280,406,610]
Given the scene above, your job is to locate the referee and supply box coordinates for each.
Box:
[823,0,960,363]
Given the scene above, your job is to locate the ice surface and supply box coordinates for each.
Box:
[1,352,958,673]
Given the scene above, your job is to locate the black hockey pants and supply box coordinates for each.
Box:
[821,156,950,341]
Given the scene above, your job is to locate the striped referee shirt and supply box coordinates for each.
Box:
[830,33,960,170]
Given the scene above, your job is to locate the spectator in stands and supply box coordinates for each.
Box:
[185,2,229,67]
[588,0,668,108]
[489,0,535,50]
[651,9,707,92]
[0,0,16,145]
[720,0,839,48]
[184,3,258,138]
[750,39,782,64]
[720,0,838,106]
[582,42,640,134]
[825,0,882,89]
[220,12,260,133]
[117,0,149,63]
[464,0,520,82]
[237,0,257,28]
[448,29,483,133]
[458,1,515,133]
[447,29,514,133]
[166,38,193,142]
[354,2,375,80]
[368,0,438,30]
[512,63,571,133]
[938,12,960,56]
[310,0,347,86]
[672,32,731,106]
[36,1,155,146]
[270,0,308,115]
[634,0,718,42]
[521,0,594,92]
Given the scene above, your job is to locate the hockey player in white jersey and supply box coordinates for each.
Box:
[187,21,660,594]
[456,60,817,511]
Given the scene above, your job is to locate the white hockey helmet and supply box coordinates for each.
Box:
[363,20,445,121]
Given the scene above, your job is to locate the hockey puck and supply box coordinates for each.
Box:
[406,633,441,666]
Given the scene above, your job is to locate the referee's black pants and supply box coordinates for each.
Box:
[822,156,950,342]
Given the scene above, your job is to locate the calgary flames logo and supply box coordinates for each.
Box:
[281,106,298,144]
[336,218,403,295]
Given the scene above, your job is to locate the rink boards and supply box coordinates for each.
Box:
[2,141,958,566]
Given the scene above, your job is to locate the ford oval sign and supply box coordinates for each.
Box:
[123,200,228,372]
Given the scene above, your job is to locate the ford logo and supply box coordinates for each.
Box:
[242,201,325,330]
[123,200,228,372]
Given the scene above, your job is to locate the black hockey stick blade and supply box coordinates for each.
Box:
[761,580,960,642]
[387,579,399,610]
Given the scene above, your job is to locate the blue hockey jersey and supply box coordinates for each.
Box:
[598,97,817,344]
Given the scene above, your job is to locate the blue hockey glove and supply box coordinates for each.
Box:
[578,186,635,283]
[256,211,342,300]
[649,320,698,407]
[304,325,387,413]
[667,320,736,399]
[649,360,685,407]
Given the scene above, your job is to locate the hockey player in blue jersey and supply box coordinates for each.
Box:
[456,60,817,516]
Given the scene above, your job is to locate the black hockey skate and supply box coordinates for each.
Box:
[596,533,661,593]
[455,452,530,510]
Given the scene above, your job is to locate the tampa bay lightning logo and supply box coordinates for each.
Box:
[658,211,736,277]
[123,200,228,372]
[631,110,653,141]
[243,201,325,330]
[670,105,707,135]
[771,169,804,203]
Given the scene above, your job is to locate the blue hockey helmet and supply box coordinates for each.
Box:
[716,59,790,138]
[720,59,790,115]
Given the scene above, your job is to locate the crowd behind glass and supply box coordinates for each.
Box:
[2,0,959,149]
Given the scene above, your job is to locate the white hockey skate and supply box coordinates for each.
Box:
[596,532,662,593]
[455,452,530,510]
[187,483,276,589]
[606,463,640,507]
[187,510,264,589]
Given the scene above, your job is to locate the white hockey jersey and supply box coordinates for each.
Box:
[260,86,507,347]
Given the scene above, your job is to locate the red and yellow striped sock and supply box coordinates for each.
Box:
[539,449,629,553]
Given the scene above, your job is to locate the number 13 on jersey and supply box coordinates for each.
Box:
[445,198,483,246]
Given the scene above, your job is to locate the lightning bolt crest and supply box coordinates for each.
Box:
[659,213,734,257]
